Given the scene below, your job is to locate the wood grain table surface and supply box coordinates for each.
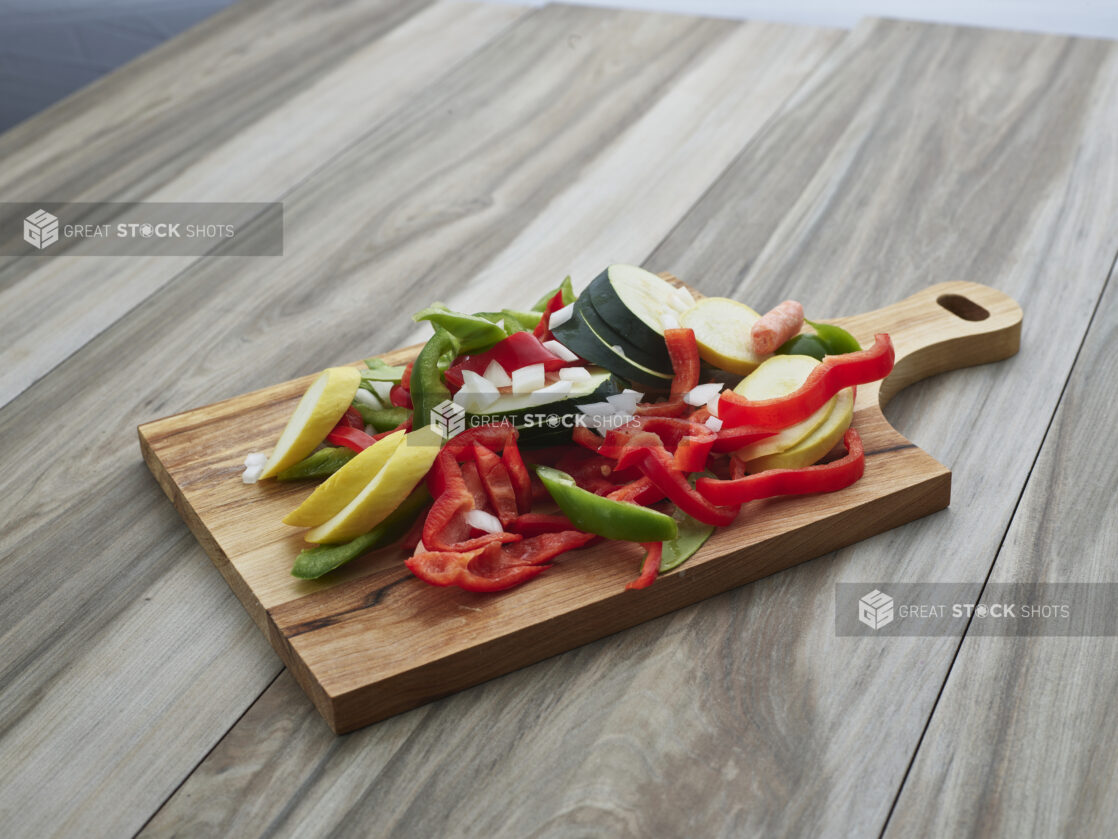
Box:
[0,1,1115,836]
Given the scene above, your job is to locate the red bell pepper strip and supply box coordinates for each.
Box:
[620,445,739,526]
[510,513,578,536]
[444,331,567,391]
[711,423,778,453]
[533,289,565,340]
[605,476,664,506]
[422,450,521,552]
[626,542,664,590]
[633,327,700,414]
[696,428,865,505]
[340,407,365,430]
[598,416,716,474]
[666,327,700,398]
[442,419,518,459]
[460,460,490,511]
[407,530,595,592]
[389,383,412,408]
[472,443,519,527]
[325,424,377,453]
[634,400,689,418]
[401,360,413,391]
[553,449,617,495]
[718,334,893,429]
[572,424,603,454]
[499,529,596,566]
[502,442,532,513]
[406,545,547,592]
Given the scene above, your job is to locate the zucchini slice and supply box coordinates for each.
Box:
[585,265,689,350]
[578,293,672,373]
[550,303,674,391]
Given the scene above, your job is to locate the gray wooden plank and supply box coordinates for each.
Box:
[139,16,1118,839]
[0,0,529,409]
[883,266,1118,838]
[0,5,801,836]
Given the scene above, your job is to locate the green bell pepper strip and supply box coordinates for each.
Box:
[805,319,861,354]
[475,310,543,334]
[775,333,828,361]
[659,509,715,572]
[362,358,406,382]
[410,326,460,436]
[531,275,575,312]
[413,303,507,354]
[354,404,408,432]
[276,446,355,481]
[535,465,678,542]
[291,484,431,579]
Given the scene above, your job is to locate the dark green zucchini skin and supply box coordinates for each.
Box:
[550,310,672,392]
[468,371,622,444]
[584,266,672,355]
[578,292,672,372]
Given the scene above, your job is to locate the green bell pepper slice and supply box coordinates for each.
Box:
[276,446,355,481]
[659,508,715,572]
[291,484,431,579]
[409,325,460,435]
[361,358,406,382]
[354,404,408,432]
[535,465,678,542]
[805,319,861,354]
[775,333,829,361]
[776,320,862,359]
[531,275,575,311]
[413,303,507,354]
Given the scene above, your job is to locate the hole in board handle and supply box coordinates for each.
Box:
[936,294,989,321]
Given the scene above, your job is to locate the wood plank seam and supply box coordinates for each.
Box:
[876,246,1118,838]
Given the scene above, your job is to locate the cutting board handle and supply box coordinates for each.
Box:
[830,281,1023,408]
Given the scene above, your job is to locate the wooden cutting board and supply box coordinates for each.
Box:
[138,276,1021,733]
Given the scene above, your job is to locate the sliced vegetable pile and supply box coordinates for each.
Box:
[246,266,894,592]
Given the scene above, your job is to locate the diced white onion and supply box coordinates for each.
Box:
[578,400,632,435]
[353,388,379,408]
[577,401,615,416]
[454,369,500,412]
[243,452,268,467]
[465,509,503,534]
[559,366,591,381]
[365,424,376,436]
[685,382,724,406]
[705,416,724,432]
[660,311,680,330]
[482,359,512,388]
[542,339,579,362]
[607,390,642,414]
[612,345,626,357]
[549,302,575,329]
[369,379,394,406]
[512,363,546,394]
[672,286,696,311]
[241,463,264,484]
[414,539,426,554]
[533,379,573,397]
[707,395,721,417]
